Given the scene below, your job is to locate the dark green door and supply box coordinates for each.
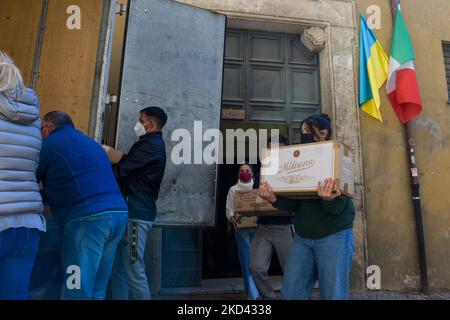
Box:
[222,29,320,143]
[161,228,202,288]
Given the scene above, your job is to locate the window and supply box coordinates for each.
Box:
[443,42,450,102]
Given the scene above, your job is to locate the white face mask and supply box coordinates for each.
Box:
[134,122,149,137]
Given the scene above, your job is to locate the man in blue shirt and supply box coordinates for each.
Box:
[37,111,128,300]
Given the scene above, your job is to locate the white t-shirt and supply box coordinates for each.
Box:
[225,180,254,222]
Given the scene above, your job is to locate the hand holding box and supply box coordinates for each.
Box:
[234,189,293,217]
[234,213,258,229]
[101,144,124,164]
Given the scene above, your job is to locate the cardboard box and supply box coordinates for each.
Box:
[234,189,294,217]
[102,145,124,164]
[260,140,355,197]
[234,213,258,229]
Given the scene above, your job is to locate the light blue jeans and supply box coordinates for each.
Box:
[110,219,153,300]
[60,211,128,300]
[282,228,354,300]
[234,227,259,300]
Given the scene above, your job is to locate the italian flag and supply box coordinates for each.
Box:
[386,9,422,124]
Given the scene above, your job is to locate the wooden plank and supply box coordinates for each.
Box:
[0,0,43,85]
[35,0,105,133]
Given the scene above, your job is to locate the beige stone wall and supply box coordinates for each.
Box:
[176,0,367,290]
[356,0,450,291]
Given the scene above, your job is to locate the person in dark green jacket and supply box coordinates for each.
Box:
[259,114,355,300]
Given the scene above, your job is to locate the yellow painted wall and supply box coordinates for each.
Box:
[0,0,42,85]
[356,0,450,290]
[35,0,105,133]
[0,0,105,133]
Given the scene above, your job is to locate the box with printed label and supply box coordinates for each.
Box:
[260,140,355,197]
[234,189,294,216]
[234,213,258,229]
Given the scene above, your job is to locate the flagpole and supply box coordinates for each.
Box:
[390,0,429,294]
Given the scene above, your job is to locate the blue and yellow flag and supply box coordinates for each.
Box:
[359,15,389,121]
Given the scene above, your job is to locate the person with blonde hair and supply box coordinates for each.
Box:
[0,51,45,300]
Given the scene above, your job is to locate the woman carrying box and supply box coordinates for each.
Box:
[226,164,259,300]
[259,114,355,300]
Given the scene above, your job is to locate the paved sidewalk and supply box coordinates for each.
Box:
[157,276,450,300]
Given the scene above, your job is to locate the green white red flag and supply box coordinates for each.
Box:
[386,9,422,124]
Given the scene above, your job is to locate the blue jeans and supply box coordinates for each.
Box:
[0,227,40,300]
[60,211,128,300]
[234,227,259,300]
[111,219,153,300]
[282,228,354,300]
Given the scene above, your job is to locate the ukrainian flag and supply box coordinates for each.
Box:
[359,15,389,121]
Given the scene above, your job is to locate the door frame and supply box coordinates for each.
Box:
[88,0,116,142]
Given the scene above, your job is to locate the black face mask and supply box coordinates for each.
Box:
[300,133,316,144]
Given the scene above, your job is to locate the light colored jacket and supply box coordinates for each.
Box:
[225,180,254,222]
[0,88,43,217]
